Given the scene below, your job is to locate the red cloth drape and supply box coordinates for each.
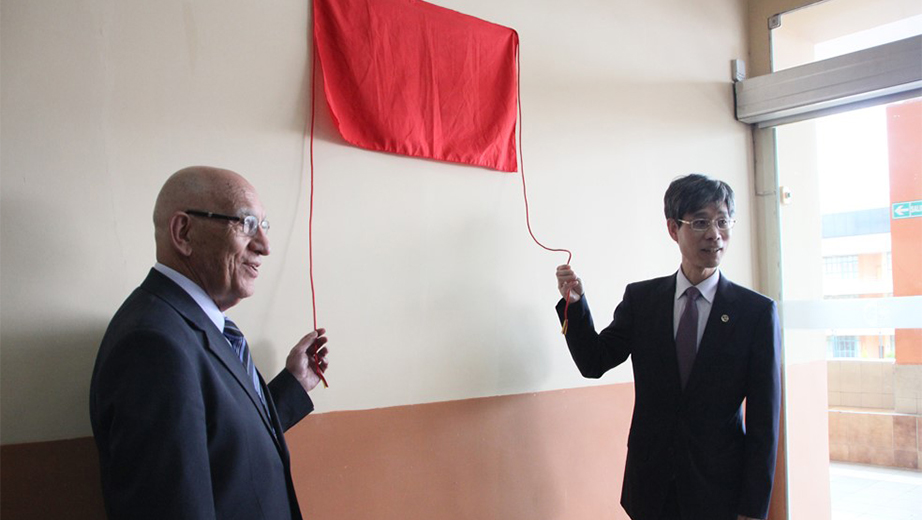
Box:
[313,0,519,172]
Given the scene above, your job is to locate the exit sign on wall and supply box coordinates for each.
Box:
[892,200,922,220]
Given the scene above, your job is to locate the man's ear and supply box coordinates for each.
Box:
[169,212,194,256]
[666,218,679,242]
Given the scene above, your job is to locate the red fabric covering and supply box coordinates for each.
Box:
[312,0,519,172]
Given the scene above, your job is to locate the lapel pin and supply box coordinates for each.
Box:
[721,314,729,323]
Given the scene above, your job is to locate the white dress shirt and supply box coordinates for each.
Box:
[154,263,225,333]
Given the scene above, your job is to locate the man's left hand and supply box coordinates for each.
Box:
[286,328,329,392]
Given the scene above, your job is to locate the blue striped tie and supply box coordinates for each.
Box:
[223,318,268,411]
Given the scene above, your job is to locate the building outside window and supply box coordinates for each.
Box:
[827,335,858,358]
[823,255,859,279]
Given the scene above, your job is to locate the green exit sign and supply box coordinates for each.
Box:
[892,200,922,220]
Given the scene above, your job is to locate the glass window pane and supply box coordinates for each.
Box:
[771,0,922,72]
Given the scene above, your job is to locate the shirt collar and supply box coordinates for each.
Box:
[154,263,226,332]
[675,267,720,304]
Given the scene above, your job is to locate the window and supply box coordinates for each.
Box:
[880,334,896,359]
[760,2,922,517]
[823,255,859,279]
[827,335,858,358]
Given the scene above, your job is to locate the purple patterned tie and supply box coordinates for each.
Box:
[676,287,700,390]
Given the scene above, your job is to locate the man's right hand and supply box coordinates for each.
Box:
[556,264,583,302]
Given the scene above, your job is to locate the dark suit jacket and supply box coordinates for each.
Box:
[557,273,781,520]
[90,269,314,520]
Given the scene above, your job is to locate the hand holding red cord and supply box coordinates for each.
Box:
[311,349,329,389]
[556,265,583,302]
[555,265,583,334]
[286,328,329,392]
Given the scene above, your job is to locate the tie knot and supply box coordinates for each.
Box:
[223,317,244,340]
[685,286,701,302]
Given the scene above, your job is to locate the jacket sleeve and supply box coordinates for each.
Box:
[738,301,782,519]
[268,369,314,432]
[556,288,633,379]
[93,329,217,520]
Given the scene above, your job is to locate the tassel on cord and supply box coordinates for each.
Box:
[514,37,573,334]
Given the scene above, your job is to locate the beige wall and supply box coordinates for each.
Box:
[0,1,803,518]
[1,0,754,445]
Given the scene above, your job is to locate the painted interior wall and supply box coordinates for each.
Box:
[1,0,753,444]
[2,0,758,518]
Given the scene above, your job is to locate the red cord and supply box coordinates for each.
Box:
[514,39,573,334]
[309,40,328,388]
[308,37,571,341]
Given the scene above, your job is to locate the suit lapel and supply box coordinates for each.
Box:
[142,269,281,449]
[652,275,684,395]
[202,326,280,444]
[683,274,739,395]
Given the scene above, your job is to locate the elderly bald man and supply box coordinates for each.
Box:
[90,166,329,520]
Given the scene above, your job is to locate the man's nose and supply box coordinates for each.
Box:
[251,228,271,255]
[703,221,721,239]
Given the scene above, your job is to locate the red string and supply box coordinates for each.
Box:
[308,37,570,341]
[514,40,573,334]
[309,40,328,388]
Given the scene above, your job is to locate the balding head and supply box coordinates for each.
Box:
[153,166,270,310]
[154,166,252,246]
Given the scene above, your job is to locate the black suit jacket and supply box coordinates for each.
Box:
[557,273,781,520]
[90,269,314,520]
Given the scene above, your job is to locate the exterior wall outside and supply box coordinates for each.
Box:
[889,101,922,367]
[888,100,922,420]
[828,359,895,410]
[824,247,895,361]
[894,365,922,415]
[858,253,886,285]
[856,334,895,360]
[829,410,921,470]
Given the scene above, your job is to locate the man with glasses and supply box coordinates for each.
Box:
[555,174,781,520]
[90,166,329,520]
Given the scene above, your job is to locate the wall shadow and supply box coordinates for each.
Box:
[0,437,105,519]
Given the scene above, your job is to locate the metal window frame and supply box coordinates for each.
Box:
[735,35,922,128]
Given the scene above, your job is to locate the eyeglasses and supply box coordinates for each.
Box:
[676,217,736,232]
[185,210,270,237]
